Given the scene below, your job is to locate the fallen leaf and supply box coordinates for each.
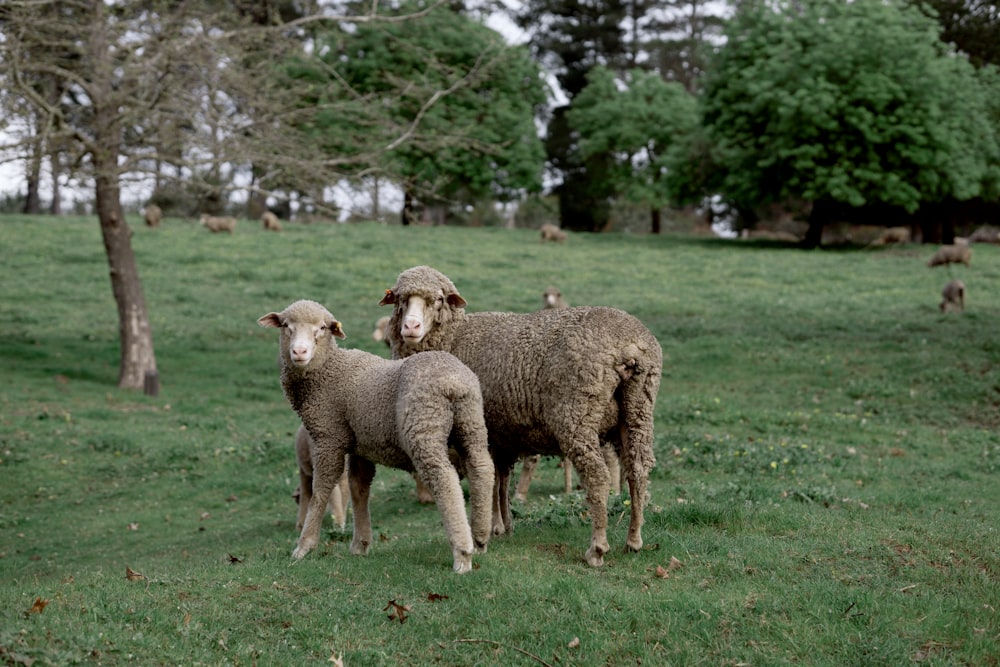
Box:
[668,556,683,571]
[655,565,670,579]
[125,566,145,581]
[200,512,211,520]
[383,599,410,624]
[427,593,449,602]
[568,636,580,649]
[127,523,139,531]
[328,653,344,666]
[227,553,243,564]
[225,495,238,503]
[23,597,49,617]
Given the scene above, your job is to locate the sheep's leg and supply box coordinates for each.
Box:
[603,444,622,495]
[563,456,573,493]
[462,443,496,554]
[348,455,376,556]
[619,369,659,555]
[296,469,312,532]
[293,455,345,560]
[564,430,611,567]
[491,460,515,536]
[329,469,349,531]
[514,455,540,502]
[413,458,475,573]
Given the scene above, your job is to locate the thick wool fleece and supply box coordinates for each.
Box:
[261,299,494,573]
[380,266,662,567]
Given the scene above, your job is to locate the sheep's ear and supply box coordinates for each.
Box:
[258,313,283,328]
[446,293,467,309]
[378,289,396,306]
[330,320,346,339]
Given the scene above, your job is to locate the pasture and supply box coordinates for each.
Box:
[1,214,998,666]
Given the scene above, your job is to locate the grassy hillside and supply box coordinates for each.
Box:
[1,214,997,666]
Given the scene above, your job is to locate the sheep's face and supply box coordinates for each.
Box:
[380,289,466,345]
[258,301,345,369]
[543,288,562,308]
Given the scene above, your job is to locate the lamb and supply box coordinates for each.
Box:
[541,286,568,310]
[200,213,237,233]
[258,299,494,573]
[927,244,971,268]
[262,210,283,232]
[371,315,391,346]
[379,266,662,567]
[940,279,966,313]
[144,204,162,228]
[539,223,567,243]
[292,424,350,531]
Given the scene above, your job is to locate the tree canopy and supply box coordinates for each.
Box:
[701,0,1000,244]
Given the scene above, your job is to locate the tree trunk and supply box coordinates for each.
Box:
[94,169,158,390]
[23,142,42,215]
[650,206,661,234]
[49,152,61,215]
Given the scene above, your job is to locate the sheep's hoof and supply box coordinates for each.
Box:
[349,539,370,556]
[585,545,607,567]
[291,545,310,560]
[453,555,473,574]
[624,538,643,554]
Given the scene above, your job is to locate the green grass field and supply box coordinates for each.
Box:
[1,214,998,666]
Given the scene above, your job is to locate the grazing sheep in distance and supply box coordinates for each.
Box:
[539,223,567,243]
[940,279,966,313]
[144,204,162,228]
[866,226,911,247]
[968,225,1000,244]
[379,265,662,567]
[541,286,568,310]
[293,424,350,531]
[927,244,971,268]
[258,299,494,573]
[262,210,283,231]
[200,213,237,233]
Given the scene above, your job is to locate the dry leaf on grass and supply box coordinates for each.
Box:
[23,597,49,617]
[568,637,580,649]
[328,653,344,666]
[427,593,449,602]
[125,566,145,581]
[383,599,410,624]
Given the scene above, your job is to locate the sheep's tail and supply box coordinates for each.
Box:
[616,343,661,552]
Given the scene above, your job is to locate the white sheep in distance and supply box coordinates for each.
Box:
[371,315,391,346]
[940,279,966,313]
[200,213,237,233]
[292,424,349,531]
[866,226,911,247]
[379,266,662,567]
[927,244,972,268]
[144,204,162,228]
[258,299,494,573]
[539,223,567,243]
[261,211,283,232]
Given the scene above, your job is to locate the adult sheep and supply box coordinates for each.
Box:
[292,423,350,531]
[259,299,494,573]
[927,244,971,268]
[379,266,662,567]
[940,279,966,313]
[539,223,567,243]
[262,210,283,232]
[200,213,237,233]
[144,204,162,228]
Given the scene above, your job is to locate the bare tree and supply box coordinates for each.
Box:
[0,0,482,390]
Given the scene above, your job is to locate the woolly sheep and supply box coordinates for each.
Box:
[258,299,494,573]
[379,266,662,567]
[293,424,350,531]
[371,315,391,346]
[541,286,568,310]
[200,213,237,233]
[539,223,567,243]
[940,279,966,313]
[927,244,971,268]
[262,210,283,231]
[144,204,162,228]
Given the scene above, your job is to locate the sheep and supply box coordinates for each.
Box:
[371,315,391,346]
[262,210,283,232]
[292,424,350,531]
[866,226,910,247]
[541,286,568,310]
[200,213,237,233]
[539,223,567,243]
[379,266,662,567]
[258,299,494,573]
[144,204,162,228]
[940,279,966,314]
[927,244,971,268]
[968,225,1000,244]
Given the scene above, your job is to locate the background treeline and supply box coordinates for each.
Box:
[1,0,998,241]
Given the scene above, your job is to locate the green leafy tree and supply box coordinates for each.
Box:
[293,3,547,223]
[568,66,698,232]
[911,0,1000,68]
[702,0,999,246]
